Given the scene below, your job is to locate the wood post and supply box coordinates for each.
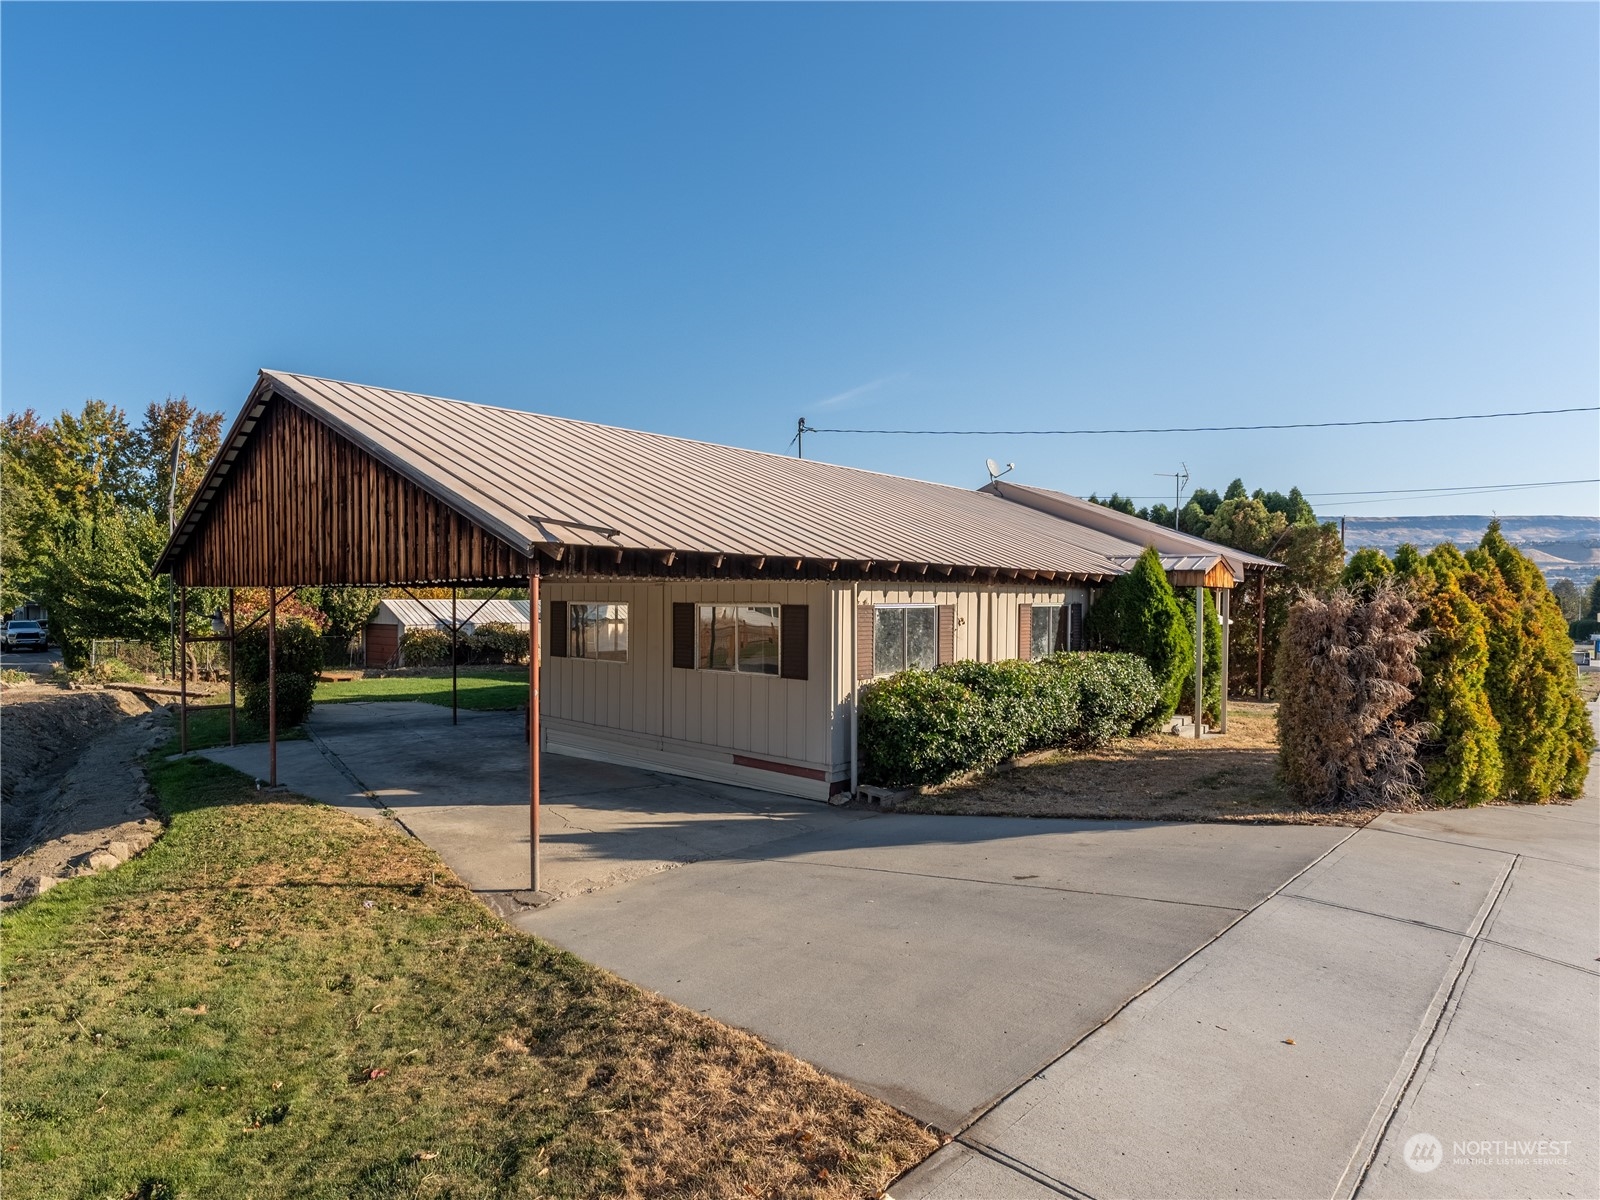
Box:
[178,585,188,753]
[1256,571,1267,700]
[1194,585,1204,740]
[1219,586,1230,734]
[268,586,278,787]
[228,589,237,747]
[529,569,541,893]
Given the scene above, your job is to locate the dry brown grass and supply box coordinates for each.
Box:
[1577,670,1600,704]
[902,701,1371,827]
[3,757,937,1199]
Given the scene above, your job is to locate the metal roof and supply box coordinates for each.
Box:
[983,481,1281,577]
[160,370,1257,584]
[374,599,530,629]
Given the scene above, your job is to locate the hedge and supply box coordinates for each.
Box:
[858,652,1162,788]
[1571,617,1600,643]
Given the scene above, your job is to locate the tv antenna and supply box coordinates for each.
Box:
[1154,463,1190,530]
[986,458,1015,483]
[791,418,816,459]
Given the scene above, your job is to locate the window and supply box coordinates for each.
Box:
[568,603,628,661]
[1030,605,1070,659]
[697,604,780,674]
[874,605,937,675]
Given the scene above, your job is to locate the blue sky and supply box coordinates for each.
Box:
[4,3,1596,517]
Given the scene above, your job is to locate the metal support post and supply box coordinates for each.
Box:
[529,569,542,893]
[1194,585,1204,740]
[178,585,189,752]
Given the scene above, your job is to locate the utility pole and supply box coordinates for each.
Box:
[1155,464,1190,530]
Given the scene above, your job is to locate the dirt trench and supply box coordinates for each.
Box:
[1,684,171,905]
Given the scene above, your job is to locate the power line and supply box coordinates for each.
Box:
[803,405,1598,437]
[1100,478,1600,502]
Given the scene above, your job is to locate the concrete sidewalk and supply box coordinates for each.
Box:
[898,718,1600,1199]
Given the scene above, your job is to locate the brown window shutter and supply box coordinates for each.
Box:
[672,602,695,669]
[1069,602,1084,651]
[856,605,876,681]
[1017,603,1032,660]
[548,600,568,658]
[937,604,956,665]
[780,604,808,679]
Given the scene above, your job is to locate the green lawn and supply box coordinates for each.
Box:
[314,670,528,712]
[0,757,934,1199]
[161,701,307,757]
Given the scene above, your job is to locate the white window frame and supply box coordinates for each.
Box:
[695,603,782,675]
[567,601,629,662]
[873,603,938,677]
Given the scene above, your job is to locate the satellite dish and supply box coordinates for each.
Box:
[986,459,1015,483]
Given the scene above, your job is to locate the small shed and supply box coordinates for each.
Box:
[365,598,530,667]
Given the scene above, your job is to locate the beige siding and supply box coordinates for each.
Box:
[541,580,836,799]
[541,580,1095,798]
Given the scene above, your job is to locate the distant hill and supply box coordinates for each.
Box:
[1341,515,1600,585]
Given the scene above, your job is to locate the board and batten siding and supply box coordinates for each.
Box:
[540,580,837,800]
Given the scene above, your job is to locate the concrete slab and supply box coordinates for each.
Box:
[1283,826,1512,935]
[941,896,1467,1200]
[195,702,870,900]
[889,1144,1064,1199]
[1369,791,1598,870]
[520,815,1346,1130]
[1360,939,1599,1199]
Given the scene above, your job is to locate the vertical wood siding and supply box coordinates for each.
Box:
[176,395,527,586]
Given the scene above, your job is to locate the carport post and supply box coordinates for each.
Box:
[268,587,278,787]
[178,585,188,753]
[1194,585,1204,740]
[227,589,237,747]
[451,587,459,725]
[529,568,541,892]
[1256,572,1266,699]
[850,580,860,798]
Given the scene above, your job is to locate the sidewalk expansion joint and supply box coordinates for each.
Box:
[956,1137,1100,1198]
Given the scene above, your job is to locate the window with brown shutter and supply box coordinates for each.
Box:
[548,600,568,657]
[937,604,956,665]
[671,602,695,668]
[856,605,875,680]
[1069,602,1084,651]
[1017,603,1032,660]
[779,605,808,679]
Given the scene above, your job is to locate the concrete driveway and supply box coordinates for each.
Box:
[196,700,1599,1198]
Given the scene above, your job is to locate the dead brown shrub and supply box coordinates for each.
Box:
[1276,580,1430,810]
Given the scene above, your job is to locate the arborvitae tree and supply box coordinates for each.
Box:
[1276,581,1428,809]
[1587,576,1600,619]
[1468,522,1594,800]
[1342,547,1394,595]
[1399,548,1504,805]
[1084,546,1192,722]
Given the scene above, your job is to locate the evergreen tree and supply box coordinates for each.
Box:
[1341,547,1394,594]
[1084,546,1192,722]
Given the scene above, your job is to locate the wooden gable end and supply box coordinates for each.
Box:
[174,393,529,587]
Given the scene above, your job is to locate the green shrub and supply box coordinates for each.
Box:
[400,628,454,667]
[1045,652,1164,744]
[1341,547,1394,594]
[465,622,529,664]
[858,653,1161,788]
[1084,546,1191,722]
[241,672,316,729]
[1402,557,1503,806]
[858,669,990,788]
[232,617,324,730]
[1570,617,1600,643]
[235,618,325,685]
[1469,523,1593,800]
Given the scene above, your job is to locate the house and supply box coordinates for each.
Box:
[157,370,1276,804]
[364,597,530,667]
